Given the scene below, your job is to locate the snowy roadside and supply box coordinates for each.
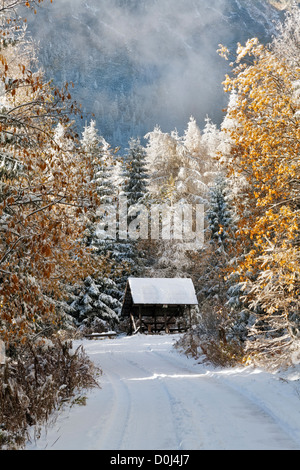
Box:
[26,333,300,451]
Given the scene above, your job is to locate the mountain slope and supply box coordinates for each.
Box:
[26,0,286,148]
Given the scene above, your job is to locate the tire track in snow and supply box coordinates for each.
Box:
[210,371,300,448]
[156,376,206,450]
[155,358,300,449]
[118,348,207,449]
[149,346,300,449]
[111,340,300,450]
[93,354,132,450]
[26,335,300,450]
[112,352,182,450]
[89,347,181,450]
[135,348,217,449]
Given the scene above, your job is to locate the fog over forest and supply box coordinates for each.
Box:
[26,0,283,147]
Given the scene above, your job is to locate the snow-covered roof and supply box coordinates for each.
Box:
[122,278,198,313]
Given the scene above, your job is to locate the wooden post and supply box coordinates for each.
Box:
[164,310,170,333]
[130,313,137,334]
[139,306,142,333]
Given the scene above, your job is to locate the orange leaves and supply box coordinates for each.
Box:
[38,160,47,172]
[220,34,300,323]
[0,3,100,349]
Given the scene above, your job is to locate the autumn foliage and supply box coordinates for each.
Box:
[0,2,100,348]
[219,12,300,366]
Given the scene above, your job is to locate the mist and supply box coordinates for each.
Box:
[25,0,281,148]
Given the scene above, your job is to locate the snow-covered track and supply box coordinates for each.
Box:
[27,334,300,450]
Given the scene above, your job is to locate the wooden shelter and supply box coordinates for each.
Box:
[121,278,198,334]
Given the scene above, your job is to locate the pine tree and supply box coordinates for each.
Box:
[69,276,121,333]
[144,125,183,201]
[121,137,149,207]
[197,174,234,301]
[207,173,235,255]
[82,120,114,206]
[116,137,150,284]
[67,121,122,331]
[182,116,202,161]
[192,172,246,362]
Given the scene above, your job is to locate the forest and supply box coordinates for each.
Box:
[0,0,300,449]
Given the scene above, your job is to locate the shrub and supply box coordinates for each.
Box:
[0,337,99,449]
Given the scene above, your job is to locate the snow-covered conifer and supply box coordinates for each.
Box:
[81,120,114,208]
[144,125,184,200]
[207,173,235,254]
[69,275,121,331]
[116,137,151,285]
[121,137,149,207]
[182,116,202,157]
[67,121,123,331]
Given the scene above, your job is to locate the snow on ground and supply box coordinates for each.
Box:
[26,333,300,451]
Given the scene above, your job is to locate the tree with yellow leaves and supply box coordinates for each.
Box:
[219,7,300,368]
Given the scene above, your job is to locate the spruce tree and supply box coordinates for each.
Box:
[202,173,251,347]
[117,137,150,284]
[68,121,122,331]
[122,137,149,207]
[207,173,235,255]
[194,174,238,342]
[81,120,115,251]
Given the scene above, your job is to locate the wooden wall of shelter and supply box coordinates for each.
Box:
[121,278,198,334]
